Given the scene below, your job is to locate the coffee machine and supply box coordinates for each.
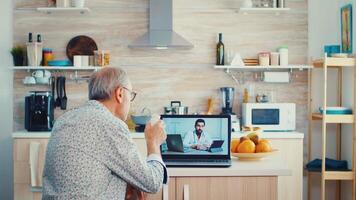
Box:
[25,91,54,131]
[220,87,240,132]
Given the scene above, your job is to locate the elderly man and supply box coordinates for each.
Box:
[42,67,168,200]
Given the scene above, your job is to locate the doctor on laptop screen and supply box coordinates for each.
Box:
[183,119,212,151]
[161,116,228,155]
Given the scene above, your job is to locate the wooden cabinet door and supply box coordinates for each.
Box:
[13,138,49,200]
[268,138,303,200]
[146,178,176,200]
[175,177,277,200]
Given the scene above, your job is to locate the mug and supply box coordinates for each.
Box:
[23,76,36,84]
[32,70,44,78]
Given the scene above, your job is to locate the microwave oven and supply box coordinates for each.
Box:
[242,103,296,131]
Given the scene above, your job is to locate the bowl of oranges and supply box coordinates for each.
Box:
[230,132,278,161]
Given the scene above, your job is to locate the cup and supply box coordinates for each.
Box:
[73,55,82,67]
[32,70,44,78]
[23,76,36,84]
[44,70,51,78]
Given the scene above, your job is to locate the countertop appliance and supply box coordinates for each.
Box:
[128,0,193,49]
[25,91,54,131]
[220,87,235,115]
[242,103,296,131]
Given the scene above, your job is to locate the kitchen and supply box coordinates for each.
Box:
[0,0,355,200]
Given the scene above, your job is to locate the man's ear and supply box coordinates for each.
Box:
[115,87,124,104]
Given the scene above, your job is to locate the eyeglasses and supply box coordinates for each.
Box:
[122,86,137,102]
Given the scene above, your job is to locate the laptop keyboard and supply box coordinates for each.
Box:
[167,159,230,163]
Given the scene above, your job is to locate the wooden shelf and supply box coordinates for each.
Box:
[313,58,356,68]
[238,7,290,14]
[13,66,101,71]
[214,65,312,71]
[309,171,354,180]
[36,7,90,14]
[311,113,354,123]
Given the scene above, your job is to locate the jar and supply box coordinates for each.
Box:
[258,52,270,66]
[94,50,110,67]
[270,52,280,66]
[279,46,288,66]
[43,48,54,66]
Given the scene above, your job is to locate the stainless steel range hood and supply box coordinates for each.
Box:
[128,0,193,49]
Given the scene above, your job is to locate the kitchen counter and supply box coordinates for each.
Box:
[12,130,304,139]
[168,158,291,177]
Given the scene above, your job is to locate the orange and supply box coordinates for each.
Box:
[237,140,256,153]
[256,139,272,153]
[231,139,240,153]
[259,139,271,145]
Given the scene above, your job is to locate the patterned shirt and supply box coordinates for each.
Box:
[42,100,168,200]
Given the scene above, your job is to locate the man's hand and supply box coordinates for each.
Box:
[190,144,197,149]
[125,184,146,200]
[144,120,167,155]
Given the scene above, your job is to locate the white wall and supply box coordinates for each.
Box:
[309,0,355,200]
[0,0,13,199]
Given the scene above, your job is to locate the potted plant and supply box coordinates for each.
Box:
[10,46,26,66]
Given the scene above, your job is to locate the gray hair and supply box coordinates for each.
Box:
[88,67,129,101]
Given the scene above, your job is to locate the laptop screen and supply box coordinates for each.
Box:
[160,115,231,160]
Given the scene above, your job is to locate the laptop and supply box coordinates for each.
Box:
[161,115,231,167]
[166,134,191,153]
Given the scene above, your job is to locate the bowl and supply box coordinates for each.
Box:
[231,149,279,161]
[131,115,151,126]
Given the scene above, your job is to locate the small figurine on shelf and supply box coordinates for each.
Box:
[10,46,26,66]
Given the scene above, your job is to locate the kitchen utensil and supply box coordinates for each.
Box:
[66,35,98,63]
[319,107,353,115]
[164,101,188,115]
[50,76,56,107]
[207,97,214,114]
[60,77,67,110]
[55,77,62,107]
[231,149,279,161]
[48,60,71,66]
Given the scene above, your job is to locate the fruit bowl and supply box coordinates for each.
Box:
[231,149,279,161]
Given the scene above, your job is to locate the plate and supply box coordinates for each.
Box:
[231,149,279,161]
[66,35,98,63]
[319,107,353,115]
